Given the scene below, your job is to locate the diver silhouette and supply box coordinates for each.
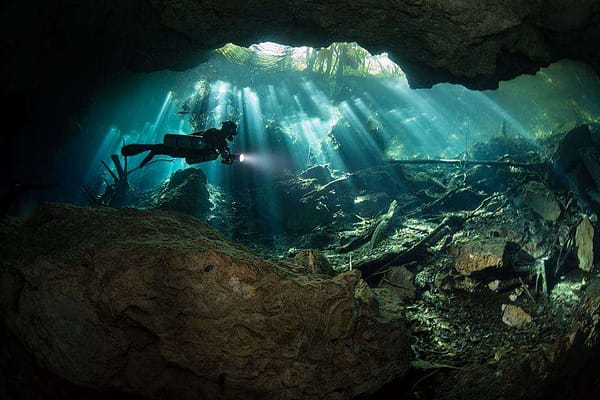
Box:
[121,121,240,167]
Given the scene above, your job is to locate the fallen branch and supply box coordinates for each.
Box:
[301,174,367,201]
[127,158,175,175]
[336,220,378,254]
[356,189,506,282]
[336,200,400,253]
[80,183,98,205]
[368,200,400,251]
[357,215,464,281]
[405,186,462,217]
[101,160,119,183]
[303,158,545,201]
[389,158,547,169]
[111,154,126,180]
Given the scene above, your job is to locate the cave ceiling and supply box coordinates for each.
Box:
[1,0,599,178]
[2,0,600,92]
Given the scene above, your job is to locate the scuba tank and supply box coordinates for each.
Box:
[163,134,208,150]
[185,152,219,164]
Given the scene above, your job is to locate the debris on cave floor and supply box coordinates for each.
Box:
[313,134,600,398]
[372,195,595,374]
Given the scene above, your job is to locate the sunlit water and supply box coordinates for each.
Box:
[69,44,600,225]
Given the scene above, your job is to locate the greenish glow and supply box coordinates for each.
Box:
[215,42,404,78]
[78,44,600,217]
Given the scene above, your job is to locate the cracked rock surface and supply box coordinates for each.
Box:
[0,203,410,400]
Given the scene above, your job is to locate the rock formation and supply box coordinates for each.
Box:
[0,203,410,400]
[3,1,599,90]
[152,167,211,218]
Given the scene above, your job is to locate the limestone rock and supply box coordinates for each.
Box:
[292,249,335,276]
[0,203,411,400]
[153,168,211,219]
[553,125,595,171]
[501,304,533,328]
[450,237,508,276]
[519,181,561,221]
[576,216,595,272]
[381,266,416,301]
[256,175,333,233]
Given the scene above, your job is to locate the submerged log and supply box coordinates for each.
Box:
[336,200,401,254]
[368,200,400,251]
[356,215,464,281]
[389,158,548,169]
[304,158,546,202]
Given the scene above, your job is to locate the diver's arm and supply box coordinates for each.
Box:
[216,140,231,155]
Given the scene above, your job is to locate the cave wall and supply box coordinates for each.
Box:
[1,0,599,190]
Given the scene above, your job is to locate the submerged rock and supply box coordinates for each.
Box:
[519,181,562,222]
[152,167,211,219]
[292,249,335,276]
[575,216,595,272]
[0,203,410,400]
[501,304,533,328]
[552,124,596,171]
[450,236,508,277]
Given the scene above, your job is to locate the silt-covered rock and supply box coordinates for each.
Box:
[292,249,335,276]
[152,167,211,219]
[0,203,410,400]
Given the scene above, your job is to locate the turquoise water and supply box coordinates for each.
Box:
[71,43,600,211]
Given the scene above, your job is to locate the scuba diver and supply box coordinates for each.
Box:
[121,121,242,167]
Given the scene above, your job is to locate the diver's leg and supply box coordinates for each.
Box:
[122,144,171,168]
[121,144,155,156]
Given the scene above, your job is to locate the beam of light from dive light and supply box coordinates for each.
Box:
[237,153,260,165]
[234,153,287,174]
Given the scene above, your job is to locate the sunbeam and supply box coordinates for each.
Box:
[73,43,600,247]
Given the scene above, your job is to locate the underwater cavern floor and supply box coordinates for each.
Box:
[2,127,600,400]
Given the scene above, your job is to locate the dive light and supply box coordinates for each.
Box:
[221,153,245,165]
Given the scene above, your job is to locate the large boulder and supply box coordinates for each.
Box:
[292,249,335,276]
[0,203,410,400]
[518,181,562,222]
[152,168,211,219]
[575,216,595,272]
[552,124,597,171]
[450,236,508,277]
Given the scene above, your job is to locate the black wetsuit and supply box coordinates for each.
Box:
[191,128,230,154]
[121,126,233,167]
